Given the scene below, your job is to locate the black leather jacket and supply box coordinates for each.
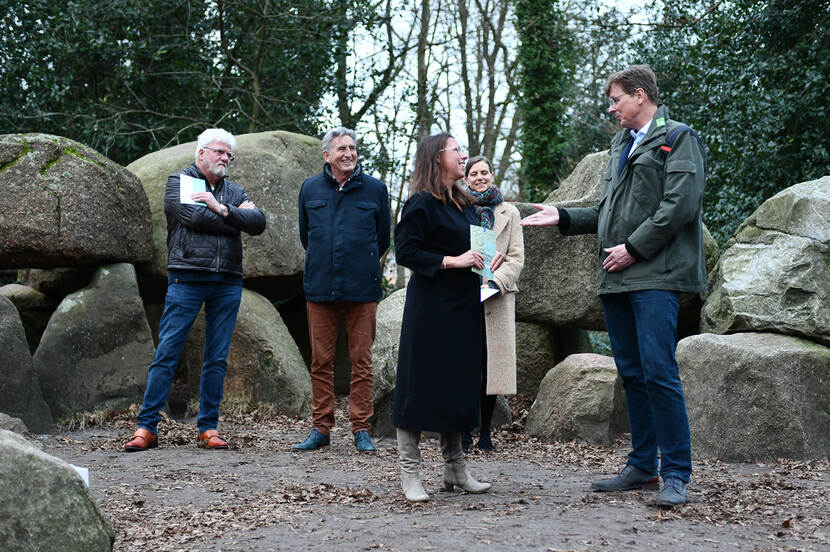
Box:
[163,164,266,277]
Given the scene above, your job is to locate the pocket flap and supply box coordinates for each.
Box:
[666,159,697,174]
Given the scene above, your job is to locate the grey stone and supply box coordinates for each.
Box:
[678,332,830,461]
[33,263,154,420]
[701,177,830,345]
[0,412,29,435]
[181,288,312,418]
[369,288,407,437]
[0,283,54,353]
[516,322,557,394]
[126,131,322,301]
[0,133,152,269]
[516,152,607,329]
[0,283,50,310]
[17,267,96,296]
[0,295,52,433]
[525,353,628,445]
[0,429,114,551]
[515,323,595,395]
[543,150,610,205]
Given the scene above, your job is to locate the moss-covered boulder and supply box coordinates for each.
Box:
[678,332,830,461]
[32,263,153,419]
[0,134,152,269]
[525,353,628,445]
[701,177,830,344]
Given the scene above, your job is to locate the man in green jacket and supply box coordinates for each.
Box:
[521,65,706,507]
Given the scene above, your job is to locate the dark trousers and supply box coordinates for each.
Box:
[601,290,692,482]
[138,281,242,434]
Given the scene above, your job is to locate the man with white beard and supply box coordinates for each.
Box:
[124,128,266,452]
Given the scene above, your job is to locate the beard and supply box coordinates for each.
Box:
[207,163,227,178]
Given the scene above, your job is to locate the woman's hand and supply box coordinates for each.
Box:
[490,252,505,272]
[445,250,484,270]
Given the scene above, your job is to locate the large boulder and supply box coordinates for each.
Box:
[678,332,830,461]
[701,177,830,345]
[0,296,52,433]
[17,267,96,297]
[368,288,408,437]
[33,263,154,420]
[515,322,558,394]
[126,131,321,300]
[525,353,628,445]
[0,283,53,353]
[515,323,594,394]
[516,151,608,329]
[0,429,114,551]
[181,288,312,418]
[0,133,152,269]
[0,413,28,435]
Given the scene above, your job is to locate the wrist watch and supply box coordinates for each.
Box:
[219,204,228,217]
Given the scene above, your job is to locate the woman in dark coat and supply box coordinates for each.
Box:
[393,132,492,502]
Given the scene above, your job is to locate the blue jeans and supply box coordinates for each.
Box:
[601,290,692,482]
[137,280,242,434]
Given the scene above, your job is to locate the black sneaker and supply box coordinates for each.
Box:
[591,464,659,492]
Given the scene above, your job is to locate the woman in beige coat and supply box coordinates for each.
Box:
[463,155,524,451]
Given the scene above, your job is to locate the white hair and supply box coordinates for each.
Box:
[195,128,236,162]
[321,127,357,153]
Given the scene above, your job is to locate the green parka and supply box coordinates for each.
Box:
[561,105,707,295]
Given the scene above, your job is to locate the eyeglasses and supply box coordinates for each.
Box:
[607,92,632,107]
[203,146,235,162]
[439,145,467,155]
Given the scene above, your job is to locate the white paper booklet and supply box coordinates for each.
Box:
[179,173,207,206]
[480,286,499,302]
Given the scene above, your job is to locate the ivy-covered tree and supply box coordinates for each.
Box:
[513,0,580,202]
[0,0,336,165]
[638,0,830,243]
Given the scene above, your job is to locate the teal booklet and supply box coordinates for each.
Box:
[179,173,207,206]
[470,225,496,281]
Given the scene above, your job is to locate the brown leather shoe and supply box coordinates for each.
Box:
[124,428,158,452]
[197,429,229,450]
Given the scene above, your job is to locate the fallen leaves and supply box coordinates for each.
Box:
[40,394,830,551]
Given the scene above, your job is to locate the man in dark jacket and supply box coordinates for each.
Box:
[521,65,706,507]
[294,127,390,452]
[125,128,266,452]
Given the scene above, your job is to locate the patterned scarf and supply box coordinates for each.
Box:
[467,184,503,229]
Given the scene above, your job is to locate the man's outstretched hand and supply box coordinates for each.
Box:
[520,204,559,226]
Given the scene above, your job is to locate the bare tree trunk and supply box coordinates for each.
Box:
[416,0,432,141]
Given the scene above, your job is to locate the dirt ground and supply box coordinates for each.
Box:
[40,397,829,552]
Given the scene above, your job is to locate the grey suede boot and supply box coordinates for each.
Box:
[440,432,491,493]
[396,428,429,502]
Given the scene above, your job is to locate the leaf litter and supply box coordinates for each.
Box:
[41,394,829,551]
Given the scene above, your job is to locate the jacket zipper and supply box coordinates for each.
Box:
[215,188,223,271]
